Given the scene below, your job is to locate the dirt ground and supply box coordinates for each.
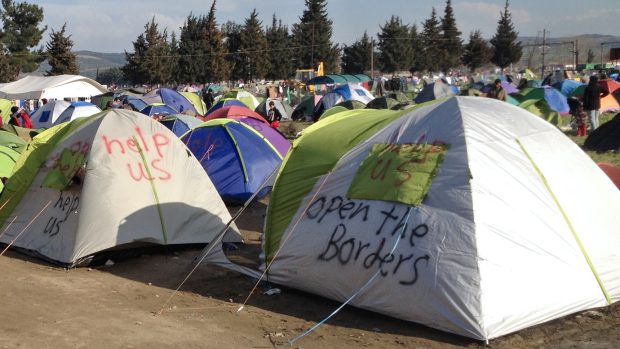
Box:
[1,200,620,349]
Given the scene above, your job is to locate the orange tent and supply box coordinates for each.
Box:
[571,79,620,112]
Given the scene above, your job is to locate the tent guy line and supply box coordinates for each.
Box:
[0,201,51,257]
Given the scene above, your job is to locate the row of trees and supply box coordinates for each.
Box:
[0,0,524,85]
[0,0,79,81]
[343,0,522,75]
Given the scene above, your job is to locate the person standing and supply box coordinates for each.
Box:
[9,106,33,128]
[582,76,609,130]
[266,101,282,128]
[203,88,215,111]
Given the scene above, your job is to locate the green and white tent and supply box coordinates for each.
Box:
[0,109,240,266]
[208,96,620,340]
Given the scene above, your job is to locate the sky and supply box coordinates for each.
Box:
[32,0,620,53]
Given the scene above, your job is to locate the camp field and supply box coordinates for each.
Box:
[2,190,620,349]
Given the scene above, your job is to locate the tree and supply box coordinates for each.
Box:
[587,48,595,64]
[45,23,79,76]
[0,0,47,78]
[265,15,293,80]
[341,31,373,74]
[419,8,442,72]
[291,0,340,73]
[462,30,491,72]
[439,0,463,74]
[239,9,270,81]
[222,20,243,81]
[122,18,172,85]
[96,67,126,86]
[377,16,411,73]
[409,24,423,73]
[0,48,17,81]
[490,0,522,70]
[177,14,207,83]
[168,32,179,84]
[203,1,230,82]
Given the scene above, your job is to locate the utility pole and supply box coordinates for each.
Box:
[574,39,578,68]
[541,29,547,77]
[370,38,374,79]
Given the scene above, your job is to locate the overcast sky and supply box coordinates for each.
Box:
[34,0,620,53]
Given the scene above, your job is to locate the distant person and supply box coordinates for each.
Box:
[112,97,122,108]
[487,79,507,101]
[41,98,48,105]
[582,75,609,130]
[9,106,33,128]
[266,101,282,128]
[568,97,587,137]
[203,88,215,111]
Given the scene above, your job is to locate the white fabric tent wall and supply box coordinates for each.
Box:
[29,100,71,129]
[0,109,240,266]
[259,97,620,340]
[54,103,102,125]
[0,75,108,100]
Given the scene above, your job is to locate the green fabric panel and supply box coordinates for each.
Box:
[41,148,87,190]
[0,146,20,193]
[0,116,95,227]
[264,108,411,262]
[319,106,348,120]
[0,99,13,124]
[0,130,26,153]
[347,143,448,206]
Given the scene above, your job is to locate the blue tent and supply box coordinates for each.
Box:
[142,88,197,114]
[552,80,584,97]
[180,119,283,203]
[120,95,147,111]
[205,99,247,116]
[141,103,177,117]
[414,80,457,104]
[160,114,203,137]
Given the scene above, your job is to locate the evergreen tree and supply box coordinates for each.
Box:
[96,67,125,85]
[177,14,206,83]
[222,20,243,81]
[0,48,17,82]
[462,30,491,72]
[45,23,79,76]
[239,9,270,81]
[291,0,340,73]
[439,0,463,74]
[377,16,411,73]
[419,8,442,72]
[341,31,373,74]
[265,15,293,80]
[204,1,230,82]
[168,32,179,84]
[122,18,172,85]
[409,24,423,73]
[0,0,47,78]
[490,0,522,70]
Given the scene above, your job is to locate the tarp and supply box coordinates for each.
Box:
[306,74,371,86]
[180,119,283,203]
[584,113,620,152]
[0,109,240,266]
[255,98,293,120]
[233,96,620,341]
[0,75,107,100]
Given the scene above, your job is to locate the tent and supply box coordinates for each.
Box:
[29,100,71,129]
[205,98,248,116]
[181,92,206,115]
[315,83,374,118]
[480,81,519,94]
[119,95,148,112]
[255,98,293,120]
[221,90,260,110]
[0,98,13,124]
[0,109,240,266]
[180,119,283,203]
[90,92,115,110]
[517,98,565,127]
[228,96,620,341]
[292,95,322,121]
[584,113,620,152]
[141,88,198,115]
[0,75,107,100]
[597,163,620,190]
[53,102,101,125]
[513,87,570,114]
[366,96,404,110]
[0,145,20,192]
[203,106,290,157]
[318,106,349,120]
[414,80,457,104]
[160,114,203,137]
[552,80,584,97]
[0,130,27,153]
[141,103,177,117]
